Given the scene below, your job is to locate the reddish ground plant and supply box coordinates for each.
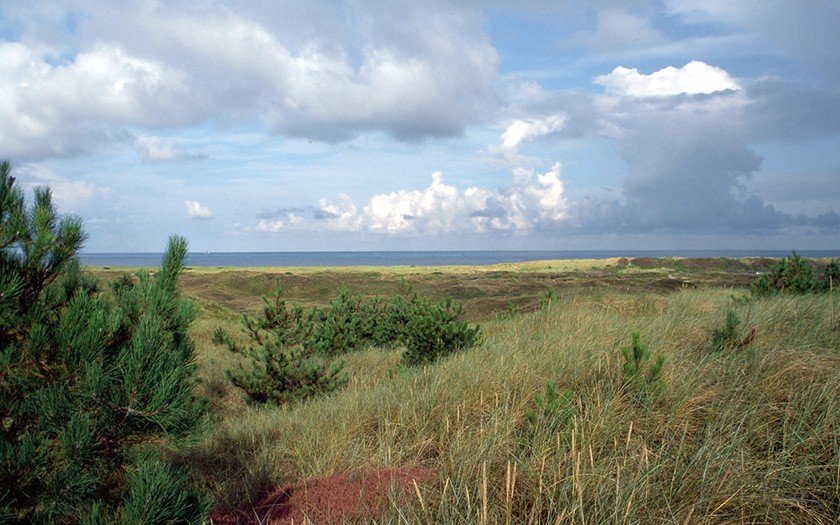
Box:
[210,466,435,524]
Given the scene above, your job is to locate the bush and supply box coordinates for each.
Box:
[218,281,481,404]
[0,162,206,523]
[360,294,400,345]
[359,279,416,347]
[215,283,347,405]
[709,310,756,353]
[223,338,347,406]
[310,288,365,357]
[751,251,822,295]
[400,295,481,366]
[621,332,665,403]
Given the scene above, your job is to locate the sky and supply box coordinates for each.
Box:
[1,0,838,253]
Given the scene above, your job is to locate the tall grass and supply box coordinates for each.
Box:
[187,287,840,523]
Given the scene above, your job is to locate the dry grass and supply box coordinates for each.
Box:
[166,261,840,523]
[91,256,781,321]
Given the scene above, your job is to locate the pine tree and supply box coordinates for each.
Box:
[400,295,481,367]
[621,332,665,403]
[215,282,347,405]
[0,161,206,523]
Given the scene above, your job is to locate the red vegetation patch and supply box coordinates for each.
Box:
[210,466,435,524]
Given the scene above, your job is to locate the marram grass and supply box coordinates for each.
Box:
[188,286,840,523]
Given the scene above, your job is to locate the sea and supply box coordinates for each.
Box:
[77,250,840,268]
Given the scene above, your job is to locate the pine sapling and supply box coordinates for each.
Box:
[1,161,207,523]
[526,382,574,435]
[540,288,558,311]
[621,332,665,403]
[709,310,756,352]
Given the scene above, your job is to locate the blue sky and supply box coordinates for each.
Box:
[1,0,838,252]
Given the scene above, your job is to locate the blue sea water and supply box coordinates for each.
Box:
[78,250,840,268]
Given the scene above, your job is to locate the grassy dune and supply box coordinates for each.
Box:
[94,255,783,319]
[97,258,840,523]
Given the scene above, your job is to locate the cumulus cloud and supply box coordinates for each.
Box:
[492,60,790,236]
[486,56,838,238]
[0,41,187,159]
[316,194,361,231]
[595,61,741,97]
[255,219,284,233]
[253,208,310,232]
[310,166,570,235]
[0,1,500,160]
[185,200,212,219]
[575,62,795,234]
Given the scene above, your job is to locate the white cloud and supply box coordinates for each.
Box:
[595,61,741,97]
[0,41,188,159]
[255,219,284,233]
[317,194,362,232]
[184,200,212,219]
[0,2,500,160]
[361,172,461,233]
[287,212,304,225]
[486,115,568,168]
[500,116,567,152]
[575,61,789,233]
[311,166,570,235]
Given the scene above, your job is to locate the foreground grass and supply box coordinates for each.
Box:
[178,273,840,524]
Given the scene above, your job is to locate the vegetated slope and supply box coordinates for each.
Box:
[163,255,785,320]
[182,264,839,523]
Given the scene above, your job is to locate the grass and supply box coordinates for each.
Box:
[91,256,788,321]
[92,258,840,523]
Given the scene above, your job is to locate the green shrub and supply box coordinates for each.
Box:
[621,332,665,402]
[751,251,818,295]
[310,288,365,357]
[0,162,206,523]
[526,382,574,435]
[359,295,396,346]
[118,460,202,525]
[708,310,756,353]
[223,338,347,405]
[218,281,481,402]
[361,280,417,347]
[400,295,481,366]
[540,288,558,310]
[214,284,347,405]
[710,310,742,352]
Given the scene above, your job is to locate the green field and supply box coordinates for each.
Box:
[95,257,840,523]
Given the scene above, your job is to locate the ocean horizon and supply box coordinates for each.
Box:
[78,249,840,268]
